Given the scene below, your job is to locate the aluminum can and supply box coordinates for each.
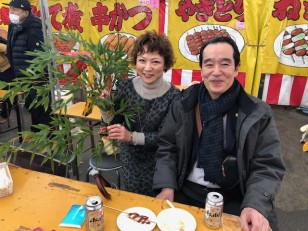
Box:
[85,196,104,231]
[205,192,223,229]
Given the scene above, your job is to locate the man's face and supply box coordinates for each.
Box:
[201,42,239,100]
[9,7,28,22]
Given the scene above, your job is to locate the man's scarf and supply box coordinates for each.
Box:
[198,80,240,184]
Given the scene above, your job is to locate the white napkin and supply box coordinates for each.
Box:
[0,162,13,196]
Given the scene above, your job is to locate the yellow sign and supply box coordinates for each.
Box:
[167,0,247,72]
[0,0,307,97]
[0,0,159,42]
[262,0,308,77]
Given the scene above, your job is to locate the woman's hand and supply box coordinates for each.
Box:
[107,124,132,143]
[100,89,111,99]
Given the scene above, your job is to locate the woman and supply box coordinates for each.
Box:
[0,34,15,124]
[101,30,180,196]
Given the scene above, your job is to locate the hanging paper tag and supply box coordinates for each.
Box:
[151,0,159,8]
[236,22,245,30]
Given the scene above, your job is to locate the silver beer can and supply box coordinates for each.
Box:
[85,196,104,231]
[205,192,223,229]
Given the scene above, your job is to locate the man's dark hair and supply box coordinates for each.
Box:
[199,37,240,68]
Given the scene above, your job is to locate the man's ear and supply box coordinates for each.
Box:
[25,11,30,17]
[234,64,240,77]
[235,63,240,71]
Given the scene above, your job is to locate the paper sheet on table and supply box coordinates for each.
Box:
[59,204,86,228]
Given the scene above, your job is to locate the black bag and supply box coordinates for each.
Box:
[220,155,239,190]
[6,150,68,177]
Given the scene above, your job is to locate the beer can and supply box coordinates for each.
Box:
[205,192,223,229]
[85,196,104,231]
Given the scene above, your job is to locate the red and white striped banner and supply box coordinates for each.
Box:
[163,69,246,88]
[262,74,308,107]
[163,70,308,107]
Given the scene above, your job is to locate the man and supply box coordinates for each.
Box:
[4,0,52,135]
[153,37,286,231]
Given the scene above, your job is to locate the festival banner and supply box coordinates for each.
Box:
[166,0,247,73]
[0,0,307,103]
[262,74,308,107]
[0,0,160,44]
[262,0,308,77]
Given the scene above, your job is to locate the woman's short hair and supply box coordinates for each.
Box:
[131,30,175,72]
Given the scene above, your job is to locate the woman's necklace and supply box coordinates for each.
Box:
[138,100,157,132]
[137,81,162,132]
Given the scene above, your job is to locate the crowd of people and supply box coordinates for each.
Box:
[0,1,286,230]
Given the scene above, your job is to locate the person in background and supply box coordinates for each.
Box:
[101,30,180,196]
[153,37,286,231]
[0,34,15,124]
[4,0,52,137]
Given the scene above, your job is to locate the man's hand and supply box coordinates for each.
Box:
[240,207,270,231]
[156,188,174,201]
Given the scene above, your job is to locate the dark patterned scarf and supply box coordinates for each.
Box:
[198,80,240,184]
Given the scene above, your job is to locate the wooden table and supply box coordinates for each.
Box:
[0,90,23,143]
[55,101,101,122]
[1,165,245,231]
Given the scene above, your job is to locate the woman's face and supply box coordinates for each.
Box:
[135,49,165,84]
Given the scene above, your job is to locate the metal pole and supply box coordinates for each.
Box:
[38,0,60,105]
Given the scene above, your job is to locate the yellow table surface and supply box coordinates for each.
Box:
[0,89,24,99]
[0,89,7,99]
[0,165,246,231]
[54,101,101,121]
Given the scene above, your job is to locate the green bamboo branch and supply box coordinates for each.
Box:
[0,31,139,168]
